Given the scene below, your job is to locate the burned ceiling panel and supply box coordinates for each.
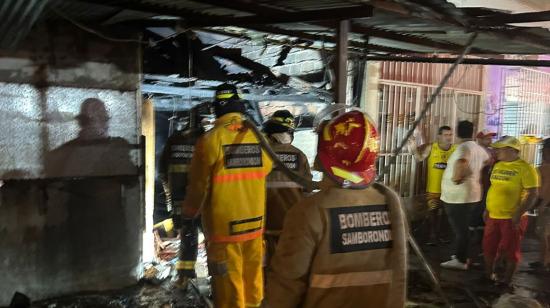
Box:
[3,0,547,56]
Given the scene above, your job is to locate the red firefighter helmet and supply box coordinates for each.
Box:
[317,110,379,188]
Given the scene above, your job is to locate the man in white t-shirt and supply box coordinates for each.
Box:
[440,120,490,270]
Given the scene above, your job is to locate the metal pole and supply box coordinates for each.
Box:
[408,232,453,307]
[335,20,350,104]
[376,32,478,181]
[375,32,478,308]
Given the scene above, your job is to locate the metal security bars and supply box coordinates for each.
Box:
[501,67,550,138]
[377,83,419,197]
[501,67,550,165]
[376,61,485,197]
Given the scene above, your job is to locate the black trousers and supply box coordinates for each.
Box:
[444,202,478,263]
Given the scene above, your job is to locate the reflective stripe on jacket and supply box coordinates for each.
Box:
[159,128,202,201]
[183,113,273,243]
[265,142,312,233]
[265,183,407,308]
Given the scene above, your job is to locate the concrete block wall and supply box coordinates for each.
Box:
[0,22,142,305]
[242,46,324,77]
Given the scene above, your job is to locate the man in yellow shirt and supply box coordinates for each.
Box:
[410,126,456,245]
[483,136,540,287]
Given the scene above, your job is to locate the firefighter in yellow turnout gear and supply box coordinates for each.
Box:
[263,110,312,266]
[159,116,203,282]
[265,110,408,308]
[182,84,272,308]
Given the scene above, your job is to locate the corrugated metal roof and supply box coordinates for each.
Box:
[0,0,49,49]
[2,0,550,55]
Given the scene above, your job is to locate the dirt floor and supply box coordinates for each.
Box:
[22,219,550,308]
[31,281,205,308]
[408,219,550,307]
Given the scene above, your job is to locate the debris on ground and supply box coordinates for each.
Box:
[408,219,550,307]
[154,230,180,262]
[33,220,550,308]
[33,281,205,308]
[493,294,544,308]
[142,262,174,285]
[34,230,212,308]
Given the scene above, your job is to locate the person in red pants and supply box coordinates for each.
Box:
[483,136,540,287]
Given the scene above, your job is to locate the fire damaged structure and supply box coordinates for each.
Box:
[0,0,549,306]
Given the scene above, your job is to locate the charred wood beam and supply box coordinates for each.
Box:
[477,10,550,25]
[208,46,290,85]
[363,55,550,67]
[275,45,292,66]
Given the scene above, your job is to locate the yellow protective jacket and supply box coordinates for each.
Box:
[159,128,203,201]
[265,181,408,308]
[182,113,273,243]
[266,142,312,234]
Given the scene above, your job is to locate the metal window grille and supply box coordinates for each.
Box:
[377,61,484,197]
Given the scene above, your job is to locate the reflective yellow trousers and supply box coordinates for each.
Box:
[207,237,264,308]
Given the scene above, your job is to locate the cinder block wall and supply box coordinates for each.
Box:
[0,22,142,305]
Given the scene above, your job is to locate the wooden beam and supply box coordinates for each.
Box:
[335,20,349,105]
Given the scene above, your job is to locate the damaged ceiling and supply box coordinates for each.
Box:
[2,0,550,103]
[35,0,550,55]
[4,0,550,57]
